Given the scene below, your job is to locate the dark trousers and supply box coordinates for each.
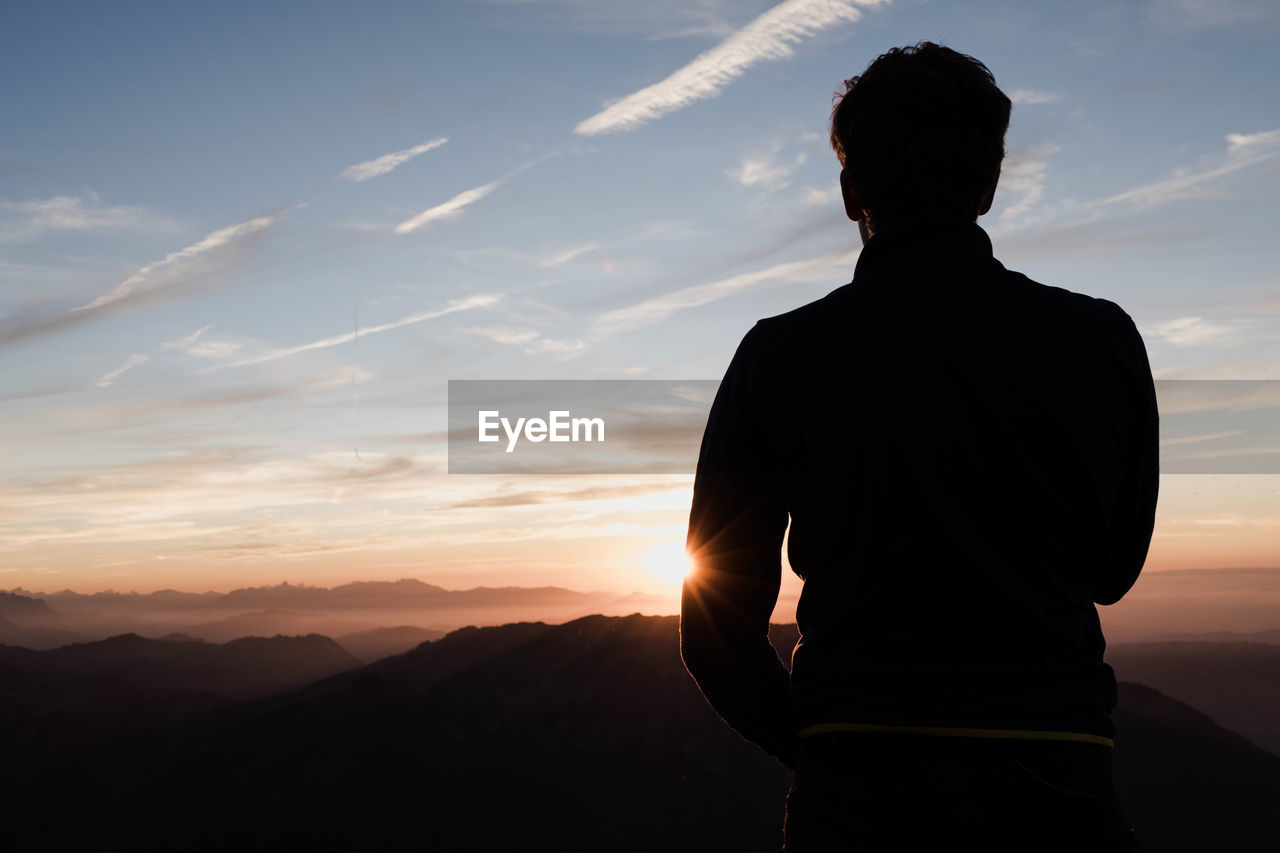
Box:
[783,732,1140,852]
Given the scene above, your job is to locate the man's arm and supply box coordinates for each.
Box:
[680,322,799,769]
[1096,307,1159,606]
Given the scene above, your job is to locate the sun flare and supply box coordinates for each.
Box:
[637,540,696,586]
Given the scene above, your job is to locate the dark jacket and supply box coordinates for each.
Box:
[681,220,1159,769]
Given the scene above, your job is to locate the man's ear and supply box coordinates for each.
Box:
[977,170,1000,217]
[839,167,865,223]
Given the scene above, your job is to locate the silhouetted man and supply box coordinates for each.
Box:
[681,42,1158,852]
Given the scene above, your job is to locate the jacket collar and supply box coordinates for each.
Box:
[852,219,996,280]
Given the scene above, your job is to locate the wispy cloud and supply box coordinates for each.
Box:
[75,210,288,312]
[463,326,541,346]
[538,243,602,267]
[1088,128,1280,209]
[0,209,288,348]
[463,325,586,355]
[0,192,173,244]
[993,142,1061,231]
[96,353,148,388]
[1009,89,1060,105]
[340,137,448,181]
[214,294,500,369]
[162,324,245,360]
[574,0,885,135]
[394,181,501,234]
[592,247,858,335]
[730,146,807,191]
[1146,316,1234,346]
[798,185,842,207]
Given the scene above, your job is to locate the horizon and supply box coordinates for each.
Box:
[5,561,1280,599]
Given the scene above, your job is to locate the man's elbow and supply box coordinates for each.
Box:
[1095,554,1147,606]
[678,615,720,684]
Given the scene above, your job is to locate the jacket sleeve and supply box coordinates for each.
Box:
[1095,307,1160,606]
[680,322,799,769]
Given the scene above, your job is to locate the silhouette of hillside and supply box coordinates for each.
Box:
[0,631,360,700]
[0,592,88,649]
[1109,641,1280,755]
[334,625,447,663]
[6,615,1276,852]
[171,609,381,644]
[0,590,56,620]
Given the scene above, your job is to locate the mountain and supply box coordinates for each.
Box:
[166,609,381,644]
[21,579,600,615]
[0,590,57,621]
[3,580,662,642]
[0,631,361,700]
[7,615,1276,852]
[334,625,447,663]
[1113,681,1280,853]
[1109,641,1280,755]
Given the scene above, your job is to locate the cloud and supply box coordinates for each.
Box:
[0,209,288,348]
[463,326,541,346]
[525,337,586,354]
[75,210,287,312]
[162,324,246,360]
[799,185,842,207]
[1088,128,1280,209]
[96,353,148,388]
[394,180,501,234]
[993,142,1062,231]
[0,192,173,244]
[574,0,884,135]
[1009,89,1060,105]
[213,294,500,369]
[538,243,602,267]
[1146,316,1234,346]
[340,137,448,181]
[592,247,858,335]
[729,147,807,191]
[463,325,586,355]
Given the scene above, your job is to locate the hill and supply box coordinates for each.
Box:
[5,615,1275,852]
[0,631,361,700]
[1109,641,1280,755]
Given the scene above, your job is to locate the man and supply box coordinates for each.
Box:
[680,42,1158,852]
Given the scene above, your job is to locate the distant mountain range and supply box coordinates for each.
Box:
[0,580,678,648]
[10,578,630,614]
[2,614,1277,851]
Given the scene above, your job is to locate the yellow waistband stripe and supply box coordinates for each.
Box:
[796,721,1115,749]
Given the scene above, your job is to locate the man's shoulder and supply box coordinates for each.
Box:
[1005,269,1139,336]
[750,285,855,341]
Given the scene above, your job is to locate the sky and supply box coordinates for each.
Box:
[2,0,1279,596]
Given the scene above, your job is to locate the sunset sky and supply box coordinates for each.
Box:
[3,0,1279,597]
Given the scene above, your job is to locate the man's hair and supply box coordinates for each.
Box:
[830,41,1011,233]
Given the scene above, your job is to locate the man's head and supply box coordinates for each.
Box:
[830,42,1011,238]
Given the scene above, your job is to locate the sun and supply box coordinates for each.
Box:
[636,539,696,586]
